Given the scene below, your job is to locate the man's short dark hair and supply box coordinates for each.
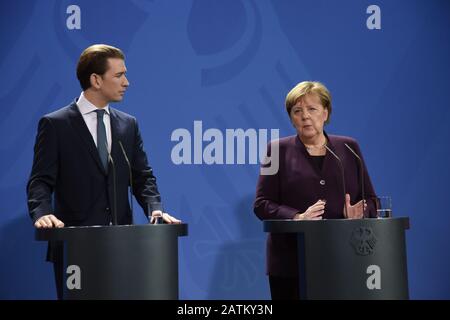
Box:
[76,44,125,91]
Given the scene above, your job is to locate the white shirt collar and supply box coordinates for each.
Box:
[77,92,110,115]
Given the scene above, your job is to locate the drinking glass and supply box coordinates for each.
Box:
[376,196,392,218]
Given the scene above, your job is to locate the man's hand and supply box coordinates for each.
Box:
[150,210,181,224]
[34,214,65,228]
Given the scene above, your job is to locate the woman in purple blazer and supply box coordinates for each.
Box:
[253,81,377,299]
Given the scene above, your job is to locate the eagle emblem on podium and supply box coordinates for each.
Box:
[350,227,378,255]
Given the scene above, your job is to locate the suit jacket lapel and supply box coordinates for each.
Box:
[295,131,336,176]
[68,102,107,175]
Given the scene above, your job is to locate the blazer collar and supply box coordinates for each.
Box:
[68,101,108,175]
[77,92,111,116]
[295,131,338,175]
[295,131,337,151]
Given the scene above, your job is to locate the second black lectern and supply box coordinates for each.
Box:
[36,224,188,299]
[264,217,409,299]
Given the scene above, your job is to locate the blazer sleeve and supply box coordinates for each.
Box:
[351,140,378,218]
[27,117,58,223]
[253,141,299,220]
[131,118,163,215]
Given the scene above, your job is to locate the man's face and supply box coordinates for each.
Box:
[98,58,129,103]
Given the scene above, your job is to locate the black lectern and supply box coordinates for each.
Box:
[264,217,409,299]
[36,224,188,299]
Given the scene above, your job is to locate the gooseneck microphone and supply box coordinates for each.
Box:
[105,142,118,225]
[118,140,134,224]
[324,145,348,219]
[344,143,366,218]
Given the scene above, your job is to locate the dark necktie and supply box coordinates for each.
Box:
[95,109,108,170]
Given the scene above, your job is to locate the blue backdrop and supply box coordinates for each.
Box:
[1,0,449,299]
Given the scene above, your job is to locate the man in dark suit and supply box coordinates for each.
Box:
[27,44,180,298]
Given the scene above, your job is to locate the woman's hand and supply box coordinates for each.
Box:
[344,194,367,219]
[294,200,325,220]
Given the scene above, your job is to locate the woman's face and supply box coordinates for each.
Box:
[290,93,328,140]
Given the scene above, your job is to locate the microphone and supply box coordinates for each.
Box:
[324,145,348,219]
[344,143,366,218]
[118,141,134,224]
[105,142,118,225]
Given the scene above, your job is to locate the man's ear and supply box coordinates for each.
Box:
[90,73,102,89]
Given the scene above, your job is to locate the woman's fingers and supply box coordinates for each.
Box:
[311,211,324,219]
[306,208,324,219]
[309,205,325,213]
[300,200,328,220]
[310,202,325,211]
[304,201,326,219]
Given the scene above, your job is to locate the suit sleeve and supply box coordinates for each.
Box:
[253,141,299,220]
[27,117,58,223]
[131,118,163,215]
[352,140,378,218]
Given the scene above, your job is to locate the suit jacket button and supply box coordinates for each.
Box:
[320,179,326,185]
[106,207,110,211]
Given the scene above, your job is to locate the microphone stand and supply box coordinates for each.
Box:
[344,143,366,218]
[325,145,348,219]
[106,142,118,225]
[118,140,134,224]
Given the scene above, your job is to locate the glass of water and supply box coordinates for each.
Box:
[376,196,392,218]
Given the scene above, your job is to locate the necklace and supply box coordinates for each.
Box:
[305,141,327,150]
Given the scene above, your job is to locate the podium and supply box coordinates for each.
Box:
[36,224,188,299]
[264,217,409,299]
